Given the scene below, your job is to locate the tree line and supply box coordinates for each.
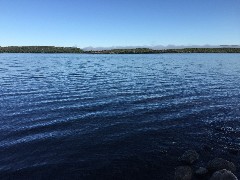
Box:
[84,48,240,54]
[0,46,83,53]
[0,46,240,54]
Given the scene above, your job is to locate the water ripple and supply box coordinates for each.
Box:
[1,53,240,178]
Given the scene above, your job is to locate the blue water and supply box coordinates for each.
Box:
[0,53,240,179]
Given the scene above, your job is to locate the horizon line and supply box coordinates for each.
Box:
[1,45,240,51]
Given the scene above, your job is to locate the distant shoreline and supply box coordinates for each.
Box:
[0,46,240,54]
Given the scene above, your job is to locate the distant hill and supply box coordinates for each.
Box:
[83,45,240,51]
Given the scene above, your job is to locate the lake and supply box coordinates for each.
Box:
[0,53,240,179]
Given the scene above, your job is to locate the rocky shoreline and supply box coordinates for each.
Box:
[175,150,238,180]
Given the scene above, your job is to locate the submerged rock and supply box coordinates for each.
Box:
[207,158,236,172]
[179,150,199,164]
[195,167,208,176]
[174,166,192,180]
[210,169,238,180]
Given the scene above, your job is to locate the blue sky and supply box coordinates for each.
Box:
[0,0,239,48]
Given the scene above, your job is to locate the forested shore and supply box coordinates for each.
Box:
[84,48,240,54]
[1,46,240,54]
[0,46,83,53]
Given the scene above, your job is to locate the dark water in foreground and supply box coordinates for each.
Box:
[0,53,240,179]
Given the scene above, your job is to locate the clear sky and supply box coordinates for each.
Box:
[0,0,239,48]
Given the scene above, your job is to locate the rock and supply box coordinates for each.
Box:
[207,158,236,172]
[175,166,192,180]
[195,167,208,176]
[210,169,238,180]
[179,150,199,164]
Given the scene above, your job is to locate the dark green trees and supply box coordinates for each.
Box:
[0,46,83,53]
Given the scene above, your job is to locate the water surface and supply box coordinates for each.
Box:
[0,53,240,179]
